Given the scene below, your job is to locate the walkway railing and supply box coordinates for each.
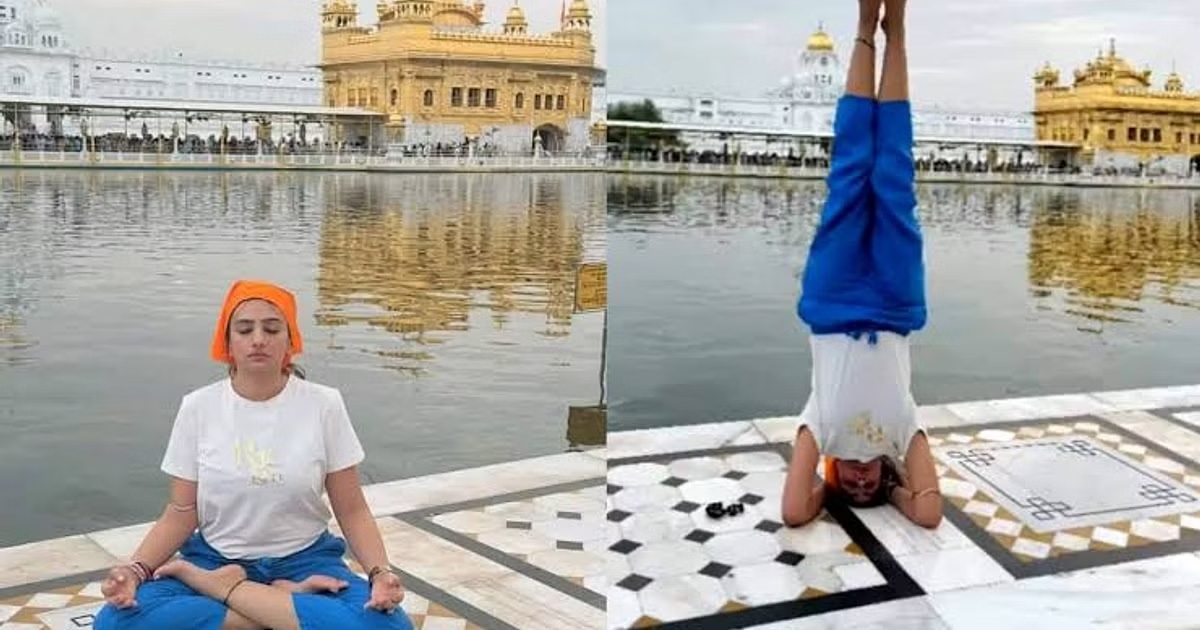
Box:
[607,159,1200,188]
[0,150,609,172]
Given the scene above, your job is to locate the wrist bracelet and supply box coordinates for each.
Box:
[368,565,392,585]
[855,36,875,51]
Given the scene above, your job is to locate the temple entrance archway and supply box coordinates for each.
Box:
[533,124,565,154]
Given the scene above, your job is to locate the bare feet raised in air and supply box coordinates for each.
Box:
[859,0,883,32]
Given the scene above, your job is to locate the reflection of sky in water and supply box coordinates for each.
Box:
[0,170,604,548]
[608,177,1200,432]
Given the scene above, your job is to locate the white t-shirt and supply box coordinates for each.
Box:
[161,375,366,560]
[797,332,923,465]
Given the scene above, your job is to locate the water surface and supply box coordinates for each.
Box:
[0,170,604,547]
[608,176,1200,431]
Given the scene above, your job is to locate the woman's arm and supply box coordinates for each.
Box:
[781,427,826,527]
[127,477,200,569]
[326,466,392,574]
[891,431,943,528]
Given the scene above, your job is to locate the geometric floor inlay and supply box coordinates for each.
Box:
[426,486,607,596]
[931,417,1200,578]
[393,480,607,612]
[607,444,920,629]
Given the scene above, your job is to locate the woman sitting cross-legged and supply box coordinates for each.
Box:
[95,280,413,630]
[782,0,943,530]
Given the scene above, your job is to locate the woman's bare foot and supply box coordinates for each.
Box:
[153,560,248,600]
[270,576,348,594]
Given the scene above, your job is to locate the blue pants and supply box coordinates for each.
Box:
[798,95,927,336]
[94,531,414,630]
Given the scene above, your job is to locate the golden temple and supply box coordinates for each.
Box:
[319,0,601,153]
[1034,40,1200,171]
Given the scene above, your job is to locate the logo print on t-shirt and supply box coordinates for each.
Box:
[234,437,284,487]
[849,412,885,447]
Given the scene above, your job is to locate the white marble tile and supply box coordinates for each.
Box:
[533,491,604,514]
[1090,384,1200,411]
[725,451,787,473]
[618,508,695,544]
[895,545,1013,594]
[609,463,671,487]
[678,478,745,506]
[476,528,557,556]
[917,404,970,429]
[776,518,853,556]
[667,456,729,481]
[627,541,711,579]
[723,562,803,606]
[738,471,786,498]
[5,624,46,630]
[451,571,604,630]
[729,425,771,446]
[831,560,887,590]
[84,521,155,562]
[432,510,506,535]
[362,452,603,516]
[377,517,511,587]
[582,447,607,462]
[482,500,557,523]
[607,585,642,630]
[752,416,801,444]
[946,393,1114,424]
[531,517,601,543]
[1174,412,1200,429]
[930,553,1200,630]
[525,549,605,578]
[24,593,73,608]
[0,535,118,589]
[638,574,727,622]
[745,595,949,629]
[78,582,104,598]
[400,591,431,616]
[608,421,761,459]
[703,530,781,566]
[611,484,680,514]
[854,504,974,556]
[0,605,18,623]
[792,551,865,593]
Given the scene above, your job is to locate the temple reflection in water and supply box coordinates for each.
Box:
[314,173,604,363]
[1027,188,1200,331]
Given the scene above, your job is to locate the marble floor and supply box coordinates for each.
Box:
[0,450,606,630]
[607,384,1200,629]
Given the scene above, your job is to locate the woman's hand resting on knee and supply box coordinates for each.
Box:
[100,565,140,609]
[365,570,405,615]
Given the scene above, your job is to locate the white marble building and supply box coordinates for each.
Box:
[609,25,1035,164]
[1,0,322,140]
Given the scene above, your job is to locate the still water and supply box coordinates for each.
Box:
[0,170,605,547]
[608,176,1200,432]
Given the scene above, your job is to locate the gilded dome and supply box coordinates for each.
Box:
[505,3,526,22]
[568,0,590,16]
[806,25,834,52]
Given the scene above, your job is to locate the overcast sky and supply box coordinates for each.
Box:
[608,0,1199,113]
[50,0,606,69]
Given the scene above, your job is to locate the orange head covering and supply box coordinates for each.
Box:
[210,280,303,365]
[824,457,840,489]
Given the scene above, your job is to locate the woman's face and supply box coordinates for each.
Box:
[227,299,290,374]
[836,458,883,504]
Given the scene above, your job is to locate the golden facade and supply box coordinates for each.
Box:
[319,0,600,153]
[1034,40,1200,168]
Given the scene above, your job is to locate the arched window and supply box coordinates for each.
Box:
[423,89,433,107]
[390,88,398,106]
